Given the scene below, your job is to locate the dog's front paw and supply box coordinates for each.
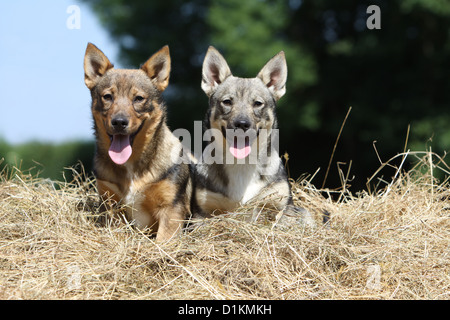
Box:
[275,205,316,230]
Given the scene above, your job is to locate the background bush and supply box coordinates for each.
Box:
[2,0,450,192]
[0,139,95,182]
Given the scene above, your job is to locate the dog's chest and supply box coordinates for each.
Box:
[123,179,139,206]
[225,164,265,204]
[121,171,154,228]
[122,167,147,206]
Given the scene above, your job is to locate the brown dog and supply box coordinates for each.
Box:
[84,43,193,241]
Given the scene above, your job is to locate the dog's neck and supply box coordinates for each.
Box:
[124,119,172,176]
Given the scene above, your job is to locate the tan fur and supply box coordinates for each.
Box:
[84,43,192,242]
[195,188,239,215]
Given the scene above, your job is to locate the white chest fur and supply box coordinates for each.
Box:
[224,153,281,205]
[225,164,261,204]
[121,167,149,229]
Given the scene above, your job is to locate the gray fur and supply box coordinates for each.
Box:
[195,46,313,228]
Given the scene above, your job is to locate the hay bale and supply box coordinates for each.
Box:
[0,157,448,299]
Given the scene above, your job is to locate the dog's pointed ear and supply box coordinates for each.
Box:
[141,45,171,92]
[201,46,232,97]
[84,43,114,90]
[257,51,287,101]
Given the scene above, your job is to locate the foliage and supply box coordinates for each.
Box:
[4,0,448,191]
[0,139,94,182]
[78,0,450,191]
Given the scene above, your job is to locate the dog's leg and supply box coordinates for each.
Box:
[275,204,316,229]
[155,206,187,242]
[95,179,125,226]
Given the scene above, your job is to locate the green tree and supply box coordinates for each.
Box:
[81,0,450,190]
[0,140,95,182]
[284,0,450,189]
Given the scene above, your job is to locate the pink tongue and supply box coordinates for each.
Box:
[229,142,252,159]
[108,135,132,165]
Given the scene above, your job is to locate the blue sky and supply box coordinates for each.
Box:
[0,1,120,144]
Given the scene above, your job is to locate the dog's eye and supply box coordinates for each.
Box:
[134,96,145,103]
[222,99,232,106]
[254,101,264,107]
[102,94,113,101]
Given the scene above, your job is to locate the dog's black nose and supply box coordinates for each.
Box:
[111,116,129,131]
[233,118,251,131]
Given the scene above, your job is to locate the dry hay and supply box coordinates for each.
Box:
[0,154,448,300]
